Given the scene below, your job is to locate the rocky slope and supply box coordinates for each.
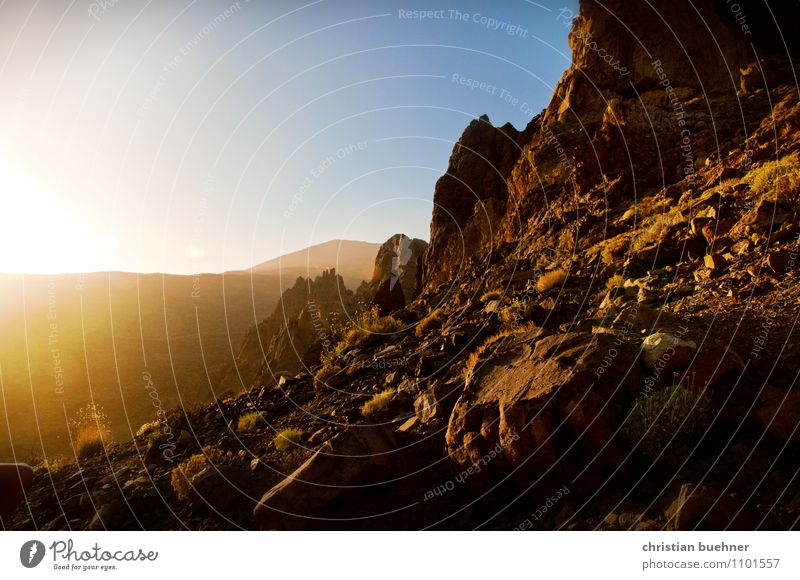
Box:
[6,0,800,531]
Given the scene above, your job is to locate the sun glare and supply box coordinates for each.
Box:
[0,154,118,274]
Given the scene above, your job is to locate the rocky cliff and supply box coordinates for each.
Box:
[423,0,800,291]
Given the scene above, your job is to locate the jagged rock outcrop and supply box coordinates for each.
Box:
[421,116,536,289]
[361,234,427,314]
[217,269,353,388]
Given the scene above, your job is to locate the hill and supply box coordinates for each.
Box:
[245,239,381,290]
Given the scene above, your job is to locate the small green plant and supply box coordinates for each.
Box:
[274,428,304,452]
[415,309,445,337]
[535,268,568,292]
[480,290,503,302]
[361,388,395,417]
[69,403,112,460]
[623,384,711,464]
[170,445,225,502]
[237,411,262,432]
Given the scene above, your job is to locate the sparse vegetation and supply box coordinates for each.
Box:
[318,304,404,370]
[313,363,343,391]
[136,420,159,438]
[415,308,445,337]
[499,298,534,326]
[361,388,395,417]
[748,156,800,203]
[602,236,630,264]
[69,403,112,460]
[463,322,537,380]
[535,268,568,292]
[606,274,624,290]
[43,455,71,475]
[480,290,503,302]
[630,210,683,252]
[620,194,667,223]
[623,384,711,464]
[236,412,262,432]
[274,428,304,452]
[170,446,225,502]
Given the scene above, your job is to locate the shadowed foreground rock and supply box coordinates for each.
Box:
[446,328,641,477]
[253,426,400,529]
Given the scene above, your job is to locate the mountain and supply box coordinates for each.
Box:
[245,239,381,290]
[7,0,800,531]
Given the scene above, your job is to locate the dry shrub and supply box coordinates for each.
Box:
[463,322,537,380]
[170,446,225,502]
[499,299,534,326]
[748,157,800,203]
[236,412,262,433]
[337,306,404,351]
[274,428,304,452]
[69,403,111,460]
[361,388,395,417]
[535,268,568,292]
[630,210,683,252]
[480,290,503,302]
[313,363,343,390]
[415,309,445,337]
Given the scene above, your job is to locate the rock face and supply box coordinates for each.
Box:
[421,116,535,289]
[218,269,354,387]
[363,234,428,315]
[446,328,640,477]
[421,0,800,288]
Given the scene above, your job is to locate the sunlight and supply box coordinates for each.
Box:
[0,153,117,274]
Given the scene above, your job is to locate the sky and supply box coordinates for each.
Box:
[0,0,577,274]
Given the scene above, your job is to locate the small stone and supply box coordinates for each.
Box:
[704,253,727,271]
[397,416,418,433]
[642,332,696,372]
[414,391,437,423]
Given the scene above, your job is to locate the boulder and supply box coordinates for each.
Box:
[680,346,745,392]
[641,332,696,373]
[253,426,399,529]
[414,391,438,423]
[666,483,757,530]
[704,253,728,271]
[445,328,640,477]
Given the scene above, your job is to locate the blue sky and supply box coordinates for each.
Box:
[0,0,577,274]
